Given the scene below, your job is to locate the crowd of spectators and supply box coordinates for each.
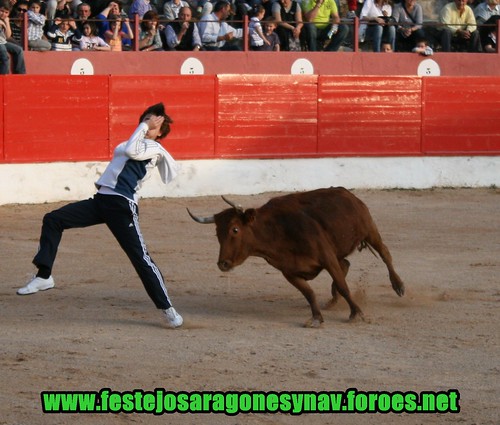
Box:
[1,0,500,73]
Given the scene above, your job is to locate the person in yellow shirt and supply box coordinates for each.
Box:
[439,0,480,51]
[302,0,348,51]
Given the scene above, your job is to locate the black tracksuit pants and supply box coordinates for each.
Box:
[32,193,172,309]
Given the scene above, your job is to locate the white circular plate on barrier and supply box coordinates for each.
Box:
[70,58,94,75]
[291,58,314,75]
[417,59,441,77]
[180,57,205,75]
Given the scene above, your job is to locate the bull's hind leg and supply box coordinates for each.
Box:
[325,259,350,309]
[325,258,363,321]
[366,230,405,296]
[283,273,323,328]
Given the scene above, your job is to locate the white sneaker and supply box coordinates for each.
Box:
[17,275,55,295]
[164,307,183,328]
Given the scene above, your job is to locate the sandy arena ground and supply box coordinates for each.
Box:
[0,188,498,425]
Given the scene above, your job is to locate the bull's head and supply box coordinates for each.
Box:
[187,196,256,272]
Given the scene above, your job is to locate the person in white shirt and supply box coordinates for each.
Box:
[198,0,243,50]
[474,0,500,25]
[17,103,184,329]
[359,0,396,52]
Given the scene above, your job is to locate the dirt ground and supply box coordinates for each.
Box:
[0,188,498,425]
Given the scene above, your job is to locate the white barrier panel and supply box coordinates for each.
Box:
[1,157,499,205]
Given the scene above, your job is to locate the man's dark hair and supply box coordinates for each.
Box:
[213,1,230,13]
[139,102,173,140]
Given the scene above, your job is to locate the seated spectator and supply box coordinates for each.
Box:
[479,14,500,51]
[164,6,202,50]
[104,13,133,50]
[128,0,152,19]
[392,0,426,52]
[301,0,349,51]
[74,2,92,29]
[359,0,395,52]
[439,0,480,52]
[46,14,83,50]
[97,1,132,49]
[474,0,500,26]
[272,0,304,51]
[0,0,26,74]
[7,0,26,45]
[139,10,163,50]
[27,0,52,51]
[80,21,111,49]
[198,0,243,50]
[163,0,190,21]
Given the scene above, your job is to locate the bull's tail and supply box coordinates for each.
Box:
[358,240,379,258]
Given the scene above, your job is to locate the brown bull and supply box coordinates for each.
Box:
[188,187,405,327]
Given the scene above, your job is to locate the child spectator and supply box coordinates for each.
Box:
[46,14,82,51]
[412,37,434,55]
[262,17,280,51]
[27,0,51,51]
[80,21,111,50]
[139,10,163,51]
[381,41,393,52]
[0,0,26,74]
[249,5,270,51]
[104,14,133,51]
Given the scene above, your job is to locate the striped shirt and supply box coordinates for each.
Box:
[96,123,179,203]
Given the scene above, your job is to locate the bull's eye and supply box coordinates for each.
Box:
[232,227,239,235]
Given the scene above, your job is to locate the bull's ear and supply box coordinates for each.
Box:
[243,208,257,224]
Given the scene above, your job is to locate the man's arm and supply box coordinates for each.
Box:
[303,0,323,22]
[192,24,202,49]
[1,16,12,39]
[124,121,165,160]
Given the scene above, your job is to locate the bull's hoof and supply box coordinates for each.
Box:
[304,317,323,328]
[390,275,405,297]
[393,283,405,297]
[349,310,365,322]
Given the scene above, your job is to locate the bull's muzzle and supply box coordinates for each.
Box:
[218,259,233,272]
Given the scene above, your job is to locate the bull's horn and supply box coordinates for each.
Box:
[186,208,215,224]
[221,195,243,211]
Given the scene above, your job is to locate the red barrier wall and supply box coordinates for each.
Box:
[3,75,110,162]
[318,76,422,155]
[422,77,500,154]
[1,75,499,164]
[216,75,318,158]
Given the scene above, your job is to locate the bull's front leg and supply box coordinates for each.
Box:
[283,273,324,328]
